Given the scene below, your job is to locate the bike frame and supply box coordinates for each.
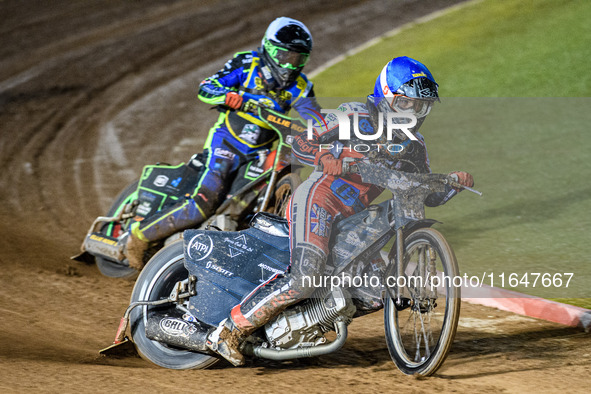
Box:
[213,107,301,214]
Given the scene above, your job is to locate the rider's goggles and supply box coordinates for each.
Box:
[265,40,309,70]
[387,95,436,118]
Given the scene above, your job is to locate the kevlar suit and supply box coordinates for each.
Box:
[132,51,320,243]
[229,99,459,331]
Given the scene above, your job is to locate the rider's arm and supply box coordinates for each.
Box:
[291,102,344,166]
[291,83,322,121]
[289,82,326,165]
[292,102,367,167]
[197,52,251,106]
[407,134,458,206]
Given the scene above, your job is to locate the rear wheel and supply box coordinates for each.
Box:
[384,228,460,376]
[129,240,218,369]
[96,180,139,279]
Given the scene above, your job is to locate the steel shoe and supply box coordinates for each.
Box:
[206,318,246,366]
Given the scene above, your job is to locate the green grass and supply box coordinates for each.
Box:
[311,0,591,300]
[316,0,591,97]
[551,298,591,310]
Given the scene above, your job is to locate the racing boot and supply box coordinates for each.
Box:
[125,232,149,270]
[206,317,251,366]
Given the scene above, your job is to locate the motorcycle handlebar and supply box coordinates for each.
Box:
[445,175,482,196]
[341,158,482,196]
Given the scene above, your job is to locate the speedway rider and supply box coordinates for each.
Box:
[125,17,321,269]
[206,56,475,366]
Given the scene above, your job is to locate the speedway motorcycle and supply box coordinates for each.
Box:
[73,107,304,278]
[109,161,481,376]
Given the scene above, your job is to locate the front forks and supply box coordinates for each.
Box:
[392,228,438,313]
[395,228,405,309]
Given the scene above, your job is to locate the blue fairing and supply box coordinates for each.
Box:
[183,227,290,326]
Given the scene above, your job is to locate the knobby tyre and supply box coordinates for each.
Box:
[129,240,218,369]
[384,227,461,376]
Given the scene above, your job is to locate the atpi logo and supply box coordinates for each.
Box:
[187,233,214,261]
[307,109,418,141]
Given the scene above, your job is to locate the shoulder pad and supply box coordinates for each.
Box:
[295,74,313,96]
[233,51,253,58]
[231,51,255,66]
[298,72,310,83]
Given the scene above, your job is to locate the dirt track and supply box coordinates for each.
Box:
[0,1,589,392]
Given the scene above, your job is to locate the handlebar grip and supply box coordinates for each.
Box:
[447,174,483,196]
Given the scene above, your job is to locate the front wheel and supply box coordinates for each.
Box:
[129,240,218,369]
[384,228,460,376]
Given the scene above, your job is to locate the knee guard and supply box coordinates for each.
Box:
[232,244,327,330]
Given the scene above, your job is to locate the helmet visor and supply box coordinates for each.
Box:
[388,95,435,118]
[265,40,309,70]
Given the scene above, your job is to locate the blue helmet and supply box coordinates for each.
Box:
[372,56,439,119]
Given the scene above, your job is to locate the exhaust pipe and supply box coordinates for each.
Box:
[145,313,212,353]
[242,319,348,360]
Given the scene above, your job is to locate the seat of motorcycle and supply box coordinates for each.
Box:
[249,212,289,237]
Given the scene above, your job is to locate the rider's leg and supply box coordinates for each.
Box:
[206,242,326,366]
[125,130,239,269]
[206,172,348,365]
[126,193,214,270]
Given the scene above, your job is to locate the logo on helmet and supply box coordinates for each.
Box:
[419,88,438,98]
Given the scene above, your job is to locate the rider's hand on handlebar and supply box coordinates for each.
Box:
[449,171,474,191]
[224,92,243,110]
[319,154,343,176]
[242,98,274,113]
[241,98,258,113]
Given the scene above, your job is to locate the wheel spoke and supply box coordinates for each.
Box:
[384,228,460,376]
[417,307,431,360]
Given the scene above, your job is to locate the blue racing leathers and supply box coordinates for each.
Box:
[133,50,320,242]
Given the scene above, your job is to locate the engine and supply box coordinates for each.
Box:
[263,287,356,349]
